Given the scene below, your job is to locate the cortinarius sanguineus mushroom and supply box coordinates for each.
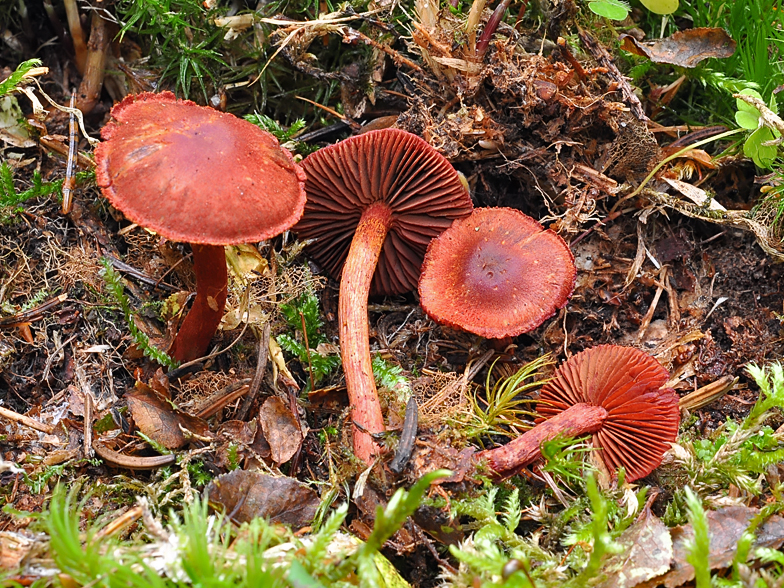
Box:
[479,345,680,481]
[418,207,576,338]
[294,128,473,464]
[95,92,306,363]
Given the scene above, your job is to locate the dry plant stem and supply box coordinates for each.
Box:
[75,12,109,115]
[475,0,511,59]
[0,406,54,434]
[478,402,607,477]
[63,0,87,74]
[340,202,392,464]
[169,244,228,364]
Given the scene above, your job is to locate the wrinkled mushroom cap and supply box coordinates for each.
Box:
[418,207,575,338]
[537,345,680,481]
[95,92,307,245]
[294,129,473,295]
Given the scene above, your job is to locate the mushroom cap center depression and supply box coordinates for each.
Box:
[449,229,547,327]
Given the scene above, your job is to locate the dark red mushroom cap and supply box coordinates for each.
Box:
[537,345,680,482]
[293,129,473,295]
[95,92,306,245]
[418,207,576,338]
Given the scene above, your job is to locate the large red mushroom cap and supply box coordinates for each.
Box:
[537,344,680,481]
[418,207,576,338]
[95,91,306,245]
[94,91,306,364]
[294,128,473,295]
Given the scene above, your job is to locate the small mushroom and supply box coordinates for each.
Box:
[418,207,576,339]
[95,92,306,364]
[294,129,473,464]
[478,345,681,481]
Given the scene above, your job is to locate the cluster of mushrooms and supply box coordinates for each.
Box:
[95,92,680,482]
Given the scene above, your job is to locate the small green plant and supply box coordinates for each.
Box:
[372,355,411,402]
[683,487,711,588]
[1,162,94,216]
[0,58,42,97]
[100,258,179,369]
[114,0,226,100]
[538,433,596,489]
[735,89,781,168]
[586,0,678,21]
[25,472,448,587]
[466,355,550,440]
[668,362,784,504]
[277,289,340,390]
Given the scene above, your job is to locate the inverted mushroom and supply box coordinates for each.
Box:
[294,128,473,464]
[418,207,576,339]
[478,345,681,481]
[95,92,306,363]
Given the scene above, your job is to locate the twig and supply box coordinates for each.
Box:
[194,379,252,419]
[237,322,271,421]
[578,28,646,120]
[0,406,55,434]
[0,294,67,328]
[62,93,77,215]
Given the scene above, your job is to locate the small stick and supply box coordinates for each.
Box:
[344,27,426,75]
[62,93,77,215]
[0,406,55,434]
[94,505,144,540]
[389,396,418,473]
[74,11,109,115]
[194,380,252,419]
[83,388,94,458]
[63,0,87,74]
[299,312,316,392]
[237,322,271,420]
[557,37,588,82]
[0,294,67,328]
[92,440,175,469]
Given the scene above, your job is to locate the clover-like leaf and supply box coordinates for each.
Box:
[639,0,679,14]
[745,126,779,168]
[588,0,630,20]
[735,110,760,130]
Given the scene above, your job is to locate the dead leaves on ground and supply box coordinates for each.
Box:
[599,505,784,588]
[206,470,319,527]
[620,28,736,68]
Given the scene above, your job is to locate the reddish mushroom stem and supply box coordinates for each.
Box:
[169,244,228,364]
[340,202,393,464]
[477,402,607,478]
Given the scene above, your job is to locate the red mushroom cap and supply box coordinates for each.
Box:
[537,345,680,481]
[95,92,306,245]
[418,207,576,338]
[294,129,473,295]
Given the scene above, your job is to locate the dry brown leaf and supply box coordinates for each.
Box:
[643,506,784,588]
[126,382,211,449]
[597,507,672,588]
[259,396,302,465]
[206,470,319,527]
[620,28,735,68]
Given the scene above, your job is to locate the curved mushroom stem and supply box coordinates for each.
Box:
[340,202,393,464]
[477,402,607,478]
[169,244,228,364]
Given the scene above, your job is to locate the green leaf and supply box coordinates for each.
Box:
[736,88,764,113]
[587,0,630,20]
[639,0,679,15]
[735,110,760,130]
[745,126,778,168]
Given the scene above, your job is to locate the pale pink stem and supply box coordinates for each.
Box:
[340,202,393,464]
[478,402,607,478]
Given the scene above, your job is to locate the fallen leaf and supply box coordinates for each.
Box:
[645,506,784,588]
[126,382,211,449]
[620,28,735,68]
[206,470,319,527]
[597,507,672,588]
[259,396,302,465]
